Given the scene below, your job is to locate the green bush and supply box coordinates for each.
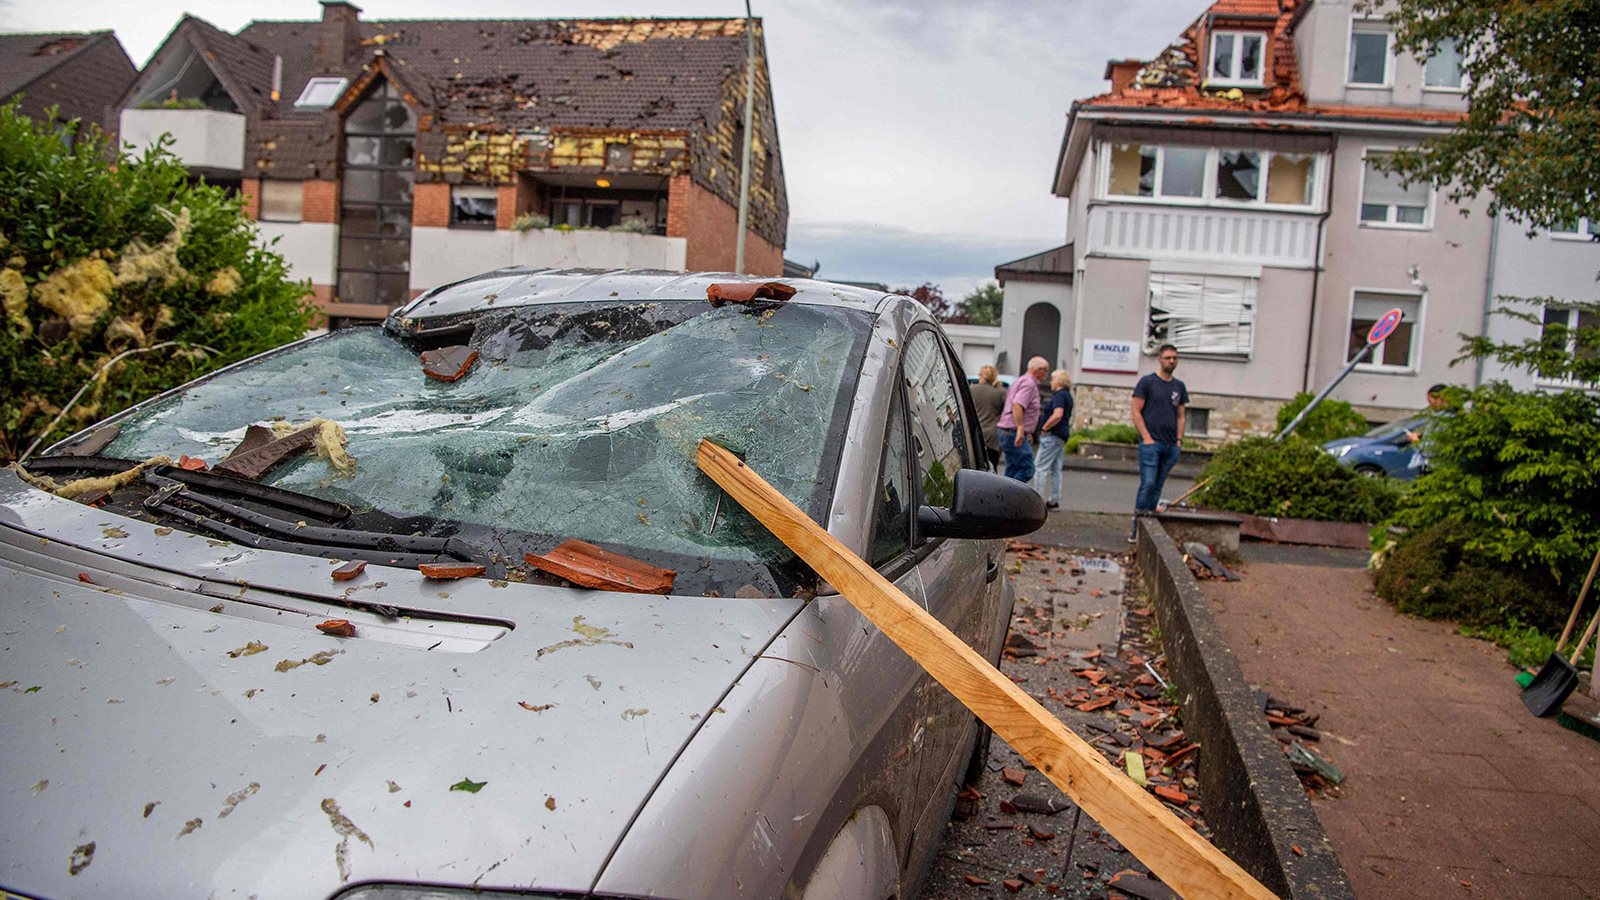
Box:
[1374,521,1571,632]
[0,102,312,460]
[1381,381,1600,586]
[1065,423,1139,456]
[1274,392,1369,444]
[1193,436,1401,522]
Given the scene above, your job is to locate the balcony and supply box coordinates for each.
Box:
[409,226,688,294]
[1085,203,1320,269]
[118,108,246,175]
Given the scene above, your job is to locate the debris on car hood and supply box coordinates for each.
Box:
[525,538,676,594]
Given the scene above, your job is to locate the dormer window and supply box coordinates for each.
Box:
[294,77,349,109]
[1209,31,1265,85]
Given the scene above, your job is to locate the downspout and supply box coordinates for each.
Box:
[1474,208,1500,387]
[1300,145,1337,393]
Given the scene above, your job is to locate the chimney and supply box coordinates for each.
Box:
[1103,59,1144,94]
[315,0,363,71]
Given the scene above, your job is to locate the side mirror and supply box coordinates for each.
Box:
[917,469,1047,540]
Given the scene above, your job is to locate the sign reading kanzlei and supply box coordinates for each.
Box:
[1082,339,1139,373]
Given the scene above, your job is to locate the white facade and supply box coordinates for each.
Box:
[939,323,1005,376]
[118,108,245,173]
[256,222,338,287]
[409,228,688,294]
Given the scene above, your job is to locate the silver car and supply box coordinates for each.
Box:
[1,270,1043,899]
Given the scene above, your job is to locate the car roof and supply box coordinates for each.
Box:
[391,268,899,325]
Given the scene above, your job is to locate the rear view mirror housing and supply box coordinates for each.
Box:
[917,469,1047,540]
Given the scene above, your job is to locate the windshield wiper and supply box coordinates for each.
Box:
[142,472,482,569]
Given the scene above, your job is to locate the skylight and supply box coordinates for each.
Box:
[294,77,349,109]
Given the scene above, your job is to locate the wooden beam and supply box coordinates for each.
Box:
[696,440,1278,900]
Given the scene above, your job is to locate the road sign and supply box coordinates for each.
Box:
[1367,307,1404,345]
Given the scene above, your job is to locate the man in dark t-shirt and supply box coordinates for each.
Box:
[1129,344,1188,541]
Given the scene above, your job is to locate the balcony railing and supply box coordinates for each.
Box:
[1086,203,1320,269]
[118,108,246,174]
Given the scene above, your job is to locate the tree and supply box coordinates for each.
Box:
[895,282,959,322]
[1372,0,1600,231]
[961,282,1003,327]
[0,102,314,460]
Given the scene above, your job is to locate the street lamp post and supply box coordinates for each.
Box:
[734,1,756,274]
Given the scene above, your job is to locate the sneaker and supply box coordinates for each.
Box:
[1046,500,1059,509]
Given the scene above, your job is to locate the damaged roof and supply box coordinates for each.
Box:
[1079,0,1463,123]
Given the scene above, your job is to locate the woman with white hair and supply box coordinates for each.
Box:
[1033,369,1073,509]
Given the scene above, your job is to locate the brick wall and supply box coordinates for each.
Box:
[413,182,450,228]
[495,184,518,230]
[240,177,261,221]
[666,174,783,275]
[303,180,339,224]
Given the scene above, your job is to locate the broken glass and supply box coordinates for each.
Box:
[101,301,871,594]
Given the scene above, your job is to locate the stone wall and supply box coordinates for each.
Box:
[1073,383,1282,449]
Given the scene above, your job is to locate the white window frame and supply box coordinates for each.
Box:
[294,76,350,109]
[1550,218,1598,241]
[1346,19,1393,88]
[1147,271,1257,360]
[1100,141,1323,212]
[1422,37,1465,92]
[1207,30,1267,87]
[1358,148,1433,229]
[1347,288,1424,374]
[1536,305,1599,388]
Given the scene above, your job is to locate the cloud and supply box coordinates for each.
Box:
[787,220,1050,297]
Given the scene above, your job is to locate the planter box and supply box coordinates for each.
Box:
[1187,508,1373,549]
[1076,440,1214,469]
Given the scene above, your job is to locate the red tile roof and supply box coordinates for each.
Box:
[1079,0,1463,125]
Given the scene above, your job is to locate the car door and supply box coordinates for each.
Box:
[898,327,1004,832]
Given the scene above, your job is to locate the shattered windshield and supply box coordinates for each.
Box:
[101,300,872,595]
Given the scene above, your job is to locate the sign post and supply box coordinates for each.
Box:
[1275,307,1404,440]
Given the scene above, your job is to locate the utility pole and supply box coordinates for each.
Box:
[734,0,756,274]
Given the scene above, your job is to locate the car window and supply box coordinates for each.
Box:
[869,386,912,567]
[98,300,872,595]
[1365,415,1425,440]
[903,329,970,513]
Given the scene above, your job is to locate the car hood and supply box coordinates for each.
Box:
[0,473,803,899]
[1322,437,1364,451]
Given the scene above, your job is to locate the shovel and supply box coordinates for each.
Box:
[1522,546,1600,717]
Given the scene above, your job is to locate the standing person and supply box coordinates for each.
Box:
[1032,369,1074,509]
[1130,344,1188,541]
[997,356,1049,482]
[969,365,1007,468]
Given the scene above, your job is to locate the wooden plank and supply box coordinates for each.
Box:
[696,440,1278,900]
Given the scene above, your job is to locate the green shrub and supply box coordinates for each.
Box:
[0,102,313,460]
[1274,392,1369,444]
[1194,435,1401,522]
[1374,521,1571,632]
[1065,423,1139,456]
[1458,618,1595,671]
[1381,381,1600,587]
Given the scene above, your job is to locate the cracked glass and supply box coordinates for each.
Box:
[102,300,872,593]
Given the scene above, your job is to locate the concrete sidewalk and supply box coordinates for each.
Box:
[1200,546,1600,899]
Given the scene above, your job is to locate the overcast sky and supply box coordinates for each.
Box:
[1,0,1200,299]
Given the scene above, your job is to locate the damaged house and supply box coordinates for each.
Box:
[998,0,1600,441]
[115,1,788,324]
[1,31,135,137]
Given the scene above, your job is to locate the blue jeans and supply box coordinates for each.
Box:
[999,429,1035,482]
[1033,434,1066,505]
[1135,441,1182,513]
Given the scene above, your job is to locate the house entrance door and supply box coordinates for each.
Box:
[1019,302,1061,374]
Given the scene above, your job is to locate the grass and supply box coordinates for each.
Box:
[1458,617,1597,671]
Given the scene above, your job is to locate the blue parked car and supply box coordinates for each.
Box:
[1323,415,1428,479]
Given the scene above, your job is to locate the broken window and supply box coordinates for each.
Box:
[1147,272,1256,357]
[903,329,970,513]
[1360,152,1429,226]
[1423,37,1463,89]
[1108,143,1156,197]
[1266,152,1316,206]
[1347,292,1420,368]
[451,185,498,229]
[1348,22,1391,86]
[1210,31,1265,84]
[101,300,872,596]
[869,385,912,567]
[1540,306,1599,381]
[259,180,303,223]
[1214,150,1261,201]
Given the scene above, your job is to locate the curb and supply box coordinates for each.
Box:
[1135,518,1355,900]
[1064,456,1206,480]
